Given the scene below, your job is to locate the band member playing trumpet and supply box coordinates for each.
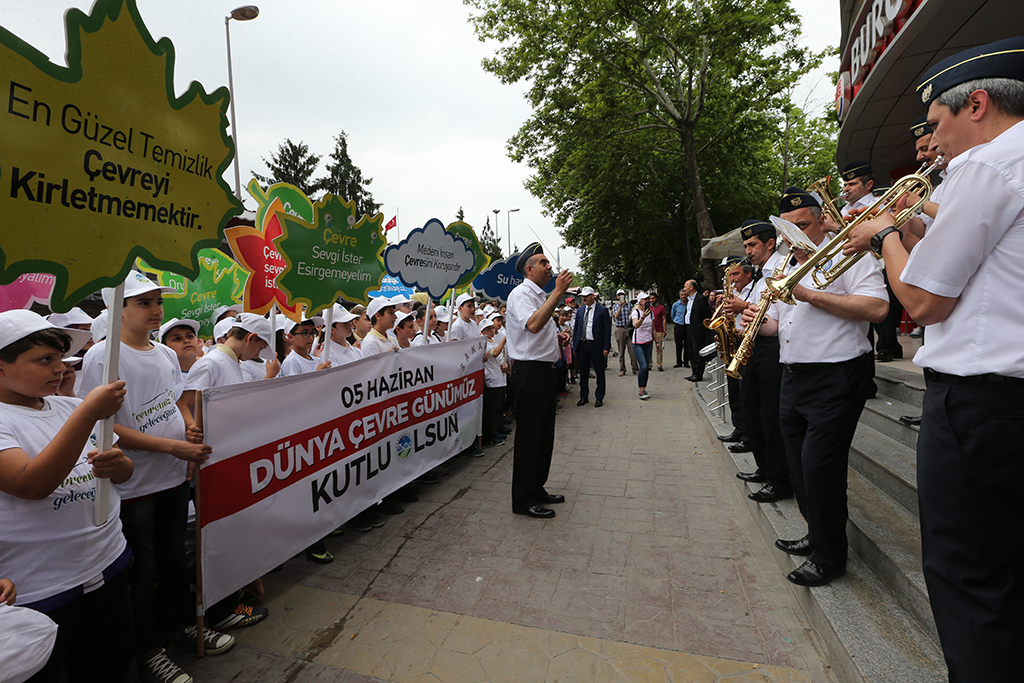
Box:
[728,221,791,501]
[716,256,754,452]
[743,188,887,587]
[844,37,1024,680]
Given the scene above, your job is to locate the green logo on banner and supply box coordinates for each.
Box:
[274,194,387,313]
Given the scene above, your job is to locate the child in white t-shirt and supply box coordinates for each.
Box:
[279,315,328,377]
[80,274,234,676]
[0,309,133,682]
[394,311,418,350]
[480,319,508,447]
[322,305,363,367]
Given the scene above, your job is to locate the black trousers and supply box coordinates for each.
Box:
[918,377,1024,682]
[483,385,505,441]
[726,375,746,436]
[873,270,904,357]
[687,324,710,379]
[575,340,607,401]
[29,565,134,683]
[779,354,873,572]
[740,337,789,487]
[673,323,686,365]
[509,361,558,509]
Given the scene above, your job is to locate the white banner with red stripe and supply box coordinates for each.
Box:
[198,339,486,610]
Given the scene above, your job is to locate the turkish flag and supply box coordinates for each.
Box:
[385,216,397,231]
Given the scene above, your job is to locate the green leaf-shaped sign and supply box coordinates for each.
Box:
[137,248,247,338]
[0,0,242,312]
[273,194,387,312]
[446,221,491,289]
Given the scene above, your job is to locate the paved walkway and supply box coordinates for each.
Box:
[182,355,834,682]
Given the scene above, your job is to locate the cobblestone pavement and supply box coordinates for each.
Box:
[181,356,834,682]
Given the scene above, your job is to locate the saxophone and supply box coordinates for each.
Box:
[725,255,787,379]
[704,262,743,367]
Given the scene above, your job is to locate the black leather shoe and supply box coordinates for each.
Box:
[748,484,792,503]
[673,363,683,368]
[594,399,603,407]
[787,560,845,587]
[728,442,752,453]
[718,429,743,443]
[513,505,556,519]
[685,375,700,382]
[899,415,922,426]
[876,352,893,362]
[736,470,766,483]
[538,493,565,504]
[775,535,812,556]
[577,398,589,406]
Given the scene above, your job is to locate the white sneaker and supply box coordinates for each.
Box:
[172,624,235,656]
[139,648,192,683]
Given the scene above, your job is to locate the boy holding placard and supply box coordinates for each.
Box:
[0,310,133,682]
[79,273,237,680]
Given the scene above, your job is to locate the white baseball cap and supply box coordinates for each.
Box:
[487,311,504,321]
[285,314,324,334]
[394,310,416,328]
[636,291,650,300]
[435,306,451,323]
[331,304,359,325]
[580,286,597,297]
[389,294,413,307]
[101,271,177,308]
[159,318,200,343]
[214,318,237,341]
[366,296,395,321]
[46,307,94,328]
[0,309,92,358]
[209,304,241,328]
[91,309,108,343]
[479,318,494,332]
[455,293,478,308]
[231,313,276,361]
[616,289,626,295]
[481,305,496,316]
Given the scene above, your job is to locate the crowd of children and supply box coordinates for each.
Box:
[0,273,521,683]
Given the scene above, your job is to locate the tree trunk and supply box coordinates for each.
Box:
[680,125,717,287]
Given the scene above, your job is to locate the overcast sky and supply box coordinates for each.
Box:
[7,0,839,277]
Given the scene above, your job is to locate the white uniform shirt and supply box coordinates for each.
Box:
[323,343,363,367]
[733,280,755,328]
[506,278,559,362]
[841,192,875,219]
[772,241,887,364]
[240,359,266,382]
[183,345,244,391]
[79,341,187,500]
[448,316,480,341]
[903,120,1024,378]
[749,250,785,337]
[0,397,126,604]
[360,329,398,356]
[918,169,948,230]
[279,350,320,377]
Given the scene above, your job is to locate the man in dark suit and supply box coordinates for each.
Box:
[572,286,612,407]
[684,279,713,382]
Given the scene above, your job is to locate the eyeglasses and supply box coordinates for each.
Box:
[291,330,316,338]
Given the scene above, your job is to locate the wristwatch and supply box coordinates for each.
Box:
[870,226,902,256]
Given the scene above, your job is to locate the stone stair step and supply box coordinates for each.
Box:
[874,366,926,408]
[861,396,920,450]
[846,468,937,643]
[850,422,919,516]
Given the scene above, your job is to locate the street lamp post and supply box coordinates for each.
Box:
[507,208,519,256]
[492,208,500,252]
[225,5,260,200]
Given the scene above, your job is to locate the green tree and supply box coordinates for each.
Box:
[467,0,822,288]
[478,217,504,263]
[456,206,465,222]
[252,139,325,198]
[322,131,382,216]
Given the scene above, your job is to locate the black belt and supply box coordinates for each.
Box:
[924,368,1024,385]
[515,359,559,368]
[616,325,629,328]
[784,354,865,374]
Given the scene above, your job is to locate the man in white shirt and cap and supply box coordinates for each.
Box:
[505,243,573,518]
[845,37,1024,680]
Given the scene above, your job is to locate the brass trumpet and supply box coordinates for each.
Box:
[765,162,940,304]
[705,261,744,367]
